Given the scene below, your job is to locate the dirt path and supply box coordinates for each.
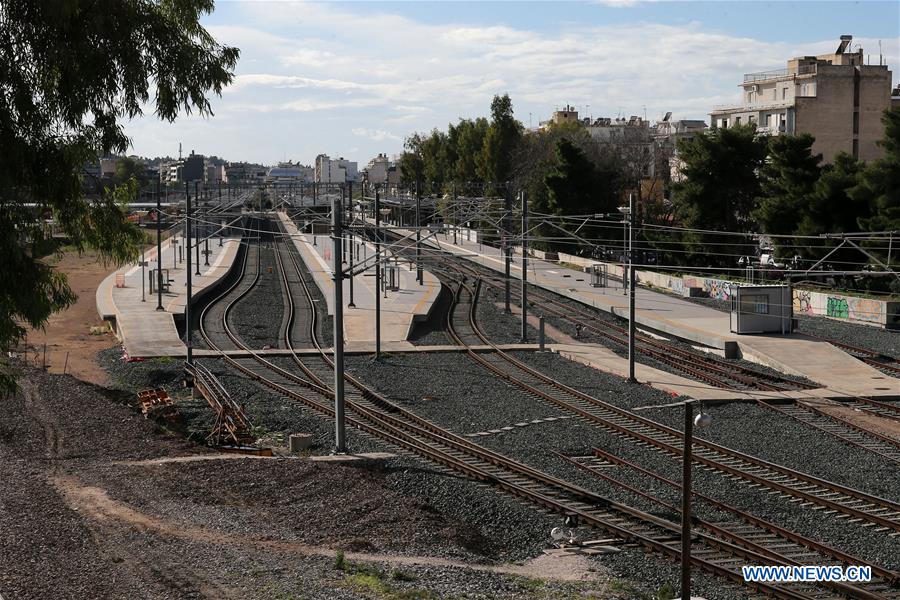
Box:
[24,250,119,386]
[54,474,602,583]
[1,367,619,599]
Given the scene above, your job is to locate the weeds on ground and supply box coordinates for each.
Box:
[333,552,434,599]
[656,583,676,600]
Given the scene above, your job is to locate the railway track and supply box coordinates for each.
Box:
[388,237,900,467]
[561,449,900,597]
[758,402,900,464]
[197,217,888,599]
[384,233,817,393]
[436,276,900,598]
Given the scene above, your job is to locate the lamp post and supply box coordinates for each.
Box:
[504,186,512,314]
[156,179,164,311]
[331,194,347,454]
[374,187,382,360]
[415,179,422,285]
[635,400,712,600]
[194,181,201,275]
[618,196,636,383]
[520,190,528,343]
[185,181,193,365]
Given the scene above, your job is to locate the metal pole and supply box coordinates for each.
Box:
[375,188,382,359]
[194,182,201,275]
[681,402,693,600]
[185,182,193,365]
[141,247,146,302]
[521,191,528,343]
[452,184,458,245]
[348,183,355,308]
[628,193,637,383]
[416,179,422,285]
[539,315,545,351]
[504,187,512,314]
[156,179,164,310]
[332,195,347,453]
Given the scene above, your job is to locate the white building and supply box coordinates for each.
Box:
[364,153,392,184]
[709,35,894,162]
[266,162,313,186]
[206,164,227,183]
[315,154,358,183]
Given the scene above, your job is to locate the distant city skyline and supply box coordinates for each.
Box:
[122,1,900,166]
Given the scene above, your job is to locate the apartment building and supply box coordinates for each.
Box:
[709,35,894,162]
[314,154,358,183]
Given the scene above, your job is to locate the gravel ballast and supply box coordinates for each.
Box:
[84,217,900,598]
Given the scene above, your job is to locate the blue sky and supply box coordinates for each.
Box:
[124,1,900,166]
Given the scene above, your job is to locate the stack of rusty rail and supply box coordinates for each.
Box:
[184,361,256,447]
[137,388,179,421]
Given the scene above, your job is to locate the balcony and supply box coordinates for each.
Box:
[711,99,794,114]
[743,68,788,83]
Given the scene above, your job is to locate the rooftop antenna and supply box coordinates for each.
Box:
[879,40,883,65]
[178,142,182,160]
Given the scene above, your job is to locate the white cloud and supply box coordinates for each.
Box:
[123,1,899,165]
[352,128,402,142]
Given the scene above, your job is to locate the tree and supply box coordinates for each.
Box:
[796,152,867,270]
[398,133,426,188]
[0,0,239,394]
[112,156,148,187]
[668,124,768,266]
[477,94,523,189]
[753,134,822,251]
[854,110,900,244]
[454,117,489,188]
[543,139,621,254]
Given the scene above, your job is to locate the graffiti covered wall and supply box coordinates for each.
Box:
[548,254,896,329]
[790,289,890,327]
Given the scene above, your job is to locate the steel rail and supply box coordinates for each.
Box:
[259,220,845,600]
[425,267,900,536]
[558,450,900,598]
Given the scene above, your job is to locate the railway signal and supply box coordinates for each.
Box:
[635,399,712,600]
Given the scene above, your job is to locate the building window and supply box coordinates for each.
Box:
[740,295,769,315]
[765,114,772,128]
[735,116,741,126]
[782,87,787,99]
[771,88,777,99]
[748,115,756,124]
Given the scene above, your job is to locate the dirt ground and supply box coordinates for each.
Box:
[22,249,120,386]
[0,366,615,600]
[805,399,900,441]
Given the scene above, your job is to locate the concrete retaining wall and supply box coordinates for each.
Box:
[521,248,900,329]
[792,288,900,329]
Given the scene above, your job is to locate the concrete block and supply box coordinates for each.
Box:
[289,433,313,452]
[723,341,740,359]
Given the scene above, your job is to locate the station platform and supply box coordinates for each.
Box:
[399,225,899,400]
[278,211,440,344]
[96,234,241,358]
